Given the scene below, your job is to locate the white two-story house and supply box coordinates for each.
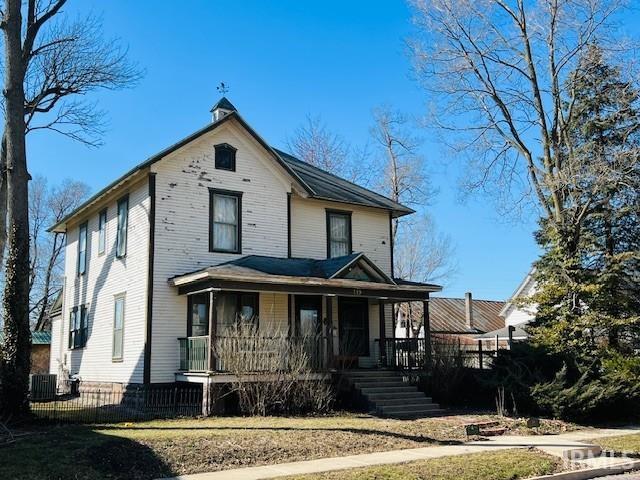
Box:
[48,98,441,393]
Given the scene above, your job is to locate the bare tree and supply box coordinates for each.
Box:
[28,177,89,330]
[371,106,434,242]
[409,0,634,229]
[394,214,456,337]
[287,115,373,186]
[395,214,456,285]
[0,0,139,416]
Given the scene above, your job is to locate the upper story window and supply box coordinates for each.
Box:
[209,189,242,253]
[77,222,88,275]
[116,195,129,258]
[214,143,237,171]
[326,210,352,258]
[98,209,107,255]
[69,305,88,349]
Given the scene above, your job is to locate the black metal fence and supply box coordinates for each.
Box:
[31,382,202,424]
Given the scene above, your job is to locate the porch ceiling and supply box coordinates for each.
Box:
[168,254,441,301]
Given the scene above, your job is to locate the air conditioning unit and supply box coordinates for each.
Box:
[30,374,57,401]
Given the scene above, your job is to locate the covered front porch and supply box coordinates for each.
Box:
[169,254,441,379]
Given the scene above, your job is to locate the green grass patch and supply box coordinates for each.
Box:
[593,433,640,456]
[284,449,562,480]
[0,414,574,480]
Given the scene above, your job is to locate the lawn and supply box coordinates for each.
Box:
[0,413,576,480]
[284,449,563,480]
[593,433,640,456]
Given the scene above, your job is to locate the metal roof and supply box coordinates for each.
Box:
[0,331,51,345]
[274,149,414,217]
[429,297,506,334]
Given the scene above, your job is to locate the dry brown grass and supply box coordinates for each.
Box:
[0,413,578,479]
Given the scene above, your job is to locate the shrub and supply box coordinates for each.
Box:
[214,322,334,416]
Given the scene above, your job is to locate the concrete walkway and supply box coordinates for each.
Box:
[162,427,640,480]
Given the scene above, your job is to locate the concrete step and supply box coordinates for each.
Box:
[342,369,399,376]
[354,380,407,389]
[365,391,426,400]
[379,404,442,414]
[382,408,448,419]
[360,386,419,394]
[378,403,441,414]
[372,397,433,407]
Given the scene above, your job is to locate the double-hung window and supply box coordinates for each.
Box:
[98,209,107,255]
[327,210,352,258]
[77,222,88,275]
[209,189,242,253]
[69,306,88,349]
[116,196,129,258]
[113,294,125,361]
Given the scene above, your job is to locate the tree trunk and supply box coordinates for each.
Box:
[0,135,7,269]
[0,0,32,416]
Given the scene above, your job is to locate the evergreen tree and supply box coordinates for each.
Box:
[528,44,640,419]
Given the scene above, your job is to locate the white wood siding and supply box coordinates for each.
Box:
[259,293,289,335]
[150,120,293,383]
[48,313,63,377]
[504,278,537,327]
[290,196,392,276]
[60,179,150,384]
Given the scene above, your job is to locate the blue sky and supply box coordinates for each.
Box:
[28,0,548,300]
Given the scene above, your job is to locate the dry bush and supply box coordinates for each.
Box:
[214,322,334,415]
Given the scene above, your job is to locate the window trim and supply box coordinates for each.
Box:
[116,195,129,259]
[98,209,107,256]
[214,143,237,172]
[68,305,88,350]
[77,221,88,276]
[326,209,352,258]
[209,188,243,254]
[112,293,126,362]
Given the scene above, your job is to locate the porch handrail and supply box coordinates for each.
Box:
[178,336,209,372]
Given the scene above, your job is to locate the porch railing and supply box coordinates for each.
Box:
[178,335,329,373]
[375,337,500,371]
[178,336,209,372]
[376,338,428,370]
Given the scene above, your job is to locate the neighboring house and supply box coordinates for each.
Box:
[395,292,506,345]
[500,268,537,327]
[477,269,537,346]
[48,98,441,394]
[0,330,51,375]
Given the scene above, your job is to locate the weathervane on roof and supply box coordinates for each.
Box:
[217,82,229,95]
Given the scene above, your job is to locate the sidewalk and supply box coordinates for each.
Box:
[162,427,640,480]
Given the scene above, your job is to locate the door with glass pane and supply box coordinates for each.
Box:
[339,298,369,356]
[188,293,209,337]
[295,296,323,338]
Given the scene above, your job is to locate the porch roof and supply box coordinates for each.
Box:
[169,254,441,301]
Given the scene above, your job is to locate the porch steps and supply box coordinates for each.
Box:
[343,370,445,419]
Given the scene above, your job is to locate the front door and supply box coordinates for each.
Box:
[339,298,369,357]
